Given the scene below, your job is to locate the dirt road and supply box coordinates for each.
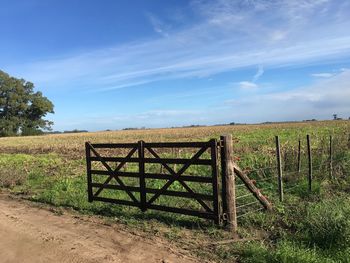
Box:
[0,195,199,263]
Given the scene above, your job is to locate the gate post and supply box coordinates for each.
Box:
[85,142,93,202]
[220,135,237,235]
[307,135,312,192]
[275,136,283,202]
[138,140,146,211]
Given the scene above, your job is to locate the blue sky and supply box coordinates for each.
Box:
[1,0,350,131]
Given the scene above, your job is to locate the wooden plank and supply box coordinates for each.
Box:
[147,189,213,200]
[90,143,138,148]
[85,142,93,202]
[221,135,237,234]
[90,157,212,165]
[147,204,215,219]
[275,136,283,202]
[94,198,215,220]
[91,170,140,178]
[91,170,213,183]
[145,173,213,183]
[144,141,211,148]
[220,136,227,220]
[92,196,141,208]
[210,139,220,225]
[233,165,273,211]
[91,183,214,200]
[139,140,146,211]
[90,157,139,162]
[91,183,140,192]
[144,158,211,165]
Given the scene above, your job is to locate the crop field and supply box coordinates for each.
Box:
[0,120,350,262]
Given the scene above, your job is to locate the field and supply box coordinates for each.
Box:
[0,120,350,262]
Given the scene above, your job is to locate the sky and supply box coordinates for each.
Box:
[1,0,350,131]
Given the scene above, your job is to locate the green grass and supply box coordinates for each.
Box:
[0,121,349,262]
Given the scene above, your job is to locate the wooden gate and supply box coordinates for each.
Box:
[85,140,221,223]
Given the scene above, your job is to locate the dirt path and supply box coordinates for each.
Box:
[0,195,199,263]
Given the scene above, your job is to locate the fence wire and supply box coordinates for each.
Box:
[233,133,349,221]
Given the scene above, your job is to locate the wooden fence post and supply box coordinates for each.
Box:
[138,140,146,212]
[329,135,333,179]
[297,139,301,174]
[221,134,237,235]
[307,135,312,192]
[275,136,283,202]
[85,142,93,202]
[220,136,227,218]
[211,139,220,225]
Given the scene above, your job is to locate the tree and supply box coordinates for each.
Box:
[0,70,54,136]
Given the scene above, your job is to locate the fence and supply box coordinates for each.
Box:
[235,133,350,221]
[272,134,349,202]
[85,135,272,233]
[85,133,349,233]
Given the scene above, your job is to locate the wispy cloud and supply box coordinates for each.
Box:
[60,69,350,130]
[147,13,170,38]
[239,81,258,89]
[311,73,334,78]
[252,65,264,82]
[55,109,205,130]
[226,69,350,121]
[4,0,350,92]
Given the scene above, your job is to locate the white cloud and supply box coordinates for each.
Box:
[3,0,350,93]
[54,109,205,130]
[226,69,350,121]
[252,65,264,82]
[147,13,170,38]
[311,73,334,78]
[52,70,350,130]
[239,81,258,89]
[270,30,288,42]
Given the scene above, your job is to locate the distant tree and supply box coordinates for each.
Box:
[333,114,338,120]
[63,129,88,133]
[0,70,54,136]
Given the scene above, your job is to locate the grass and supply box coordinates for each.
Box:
[0,120,349,262]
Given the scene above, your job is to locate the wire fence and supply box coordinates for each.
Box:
[235,133,350,220]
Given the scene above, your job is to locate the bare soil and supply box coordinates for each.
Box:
[0,194,199,263]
